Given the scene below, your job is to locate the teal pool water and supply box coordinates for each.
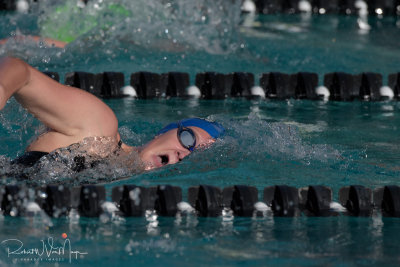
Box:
[0,0,400,266]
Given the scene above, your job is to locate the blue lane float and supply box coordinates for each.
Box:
[56,71,400,101]
[2,184,400,218]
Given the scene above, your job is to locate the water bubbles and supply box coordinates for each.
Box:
[121,85,137,97]
[186,85,201,97]
[68,209,80,223]
[222,207,234,222]
[9,207,18,217]
[39,191,48,199]
[315,86,330,101]
[38,40,45,48]
[129,187,141,206]
[26,201,41,213]
[379,86,394,100]
[177,201,194,213]
[241,0,256,13]
[99,213,110,223]
[145,210,159,235]
[375,8,383,15]
[16,0,29,13]
[254,202,270,213]
[330,201,347,212]
[41,55,51,64]
[250,86,265,98]
[77,0,85,8]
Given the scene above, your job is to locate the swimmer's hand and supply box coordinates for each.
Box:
[0,35,67,48]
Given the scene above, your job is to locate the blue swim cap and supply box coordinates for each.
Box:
[157,118,225,139]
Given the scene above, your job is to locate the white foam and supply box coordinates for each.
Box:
[250,86,265,98]
[121,85,137,97]
[241,0,256,14]
[330,202,347,212]
[356,0,368,17]
[26,202,41,212]
[177,201,194,213]
[355,0,368,10]
[379,86,394,100]
[298,0,312,12]
[101,201,119,213]
[315,86,330,101]
[16,0,29,13]
[129,187,141,206]
[254,202,270,212]
[186,85,201,97]
[357,18,371,31]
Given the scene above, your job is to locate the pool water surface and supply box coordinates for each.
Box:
[0,0,399,266]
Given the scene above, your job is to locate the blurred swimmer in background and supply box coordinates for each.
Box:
[0,0,131,48]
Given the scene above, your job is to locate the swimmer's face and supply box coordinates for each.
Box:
[139,126,215,170]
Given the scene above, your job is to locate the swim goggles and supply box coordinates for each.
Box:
[177,123,196,152]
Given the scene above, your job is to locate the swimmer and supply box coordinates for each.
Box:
[0,57,224,171]
[0,35,67,48]
[0,0,130,49]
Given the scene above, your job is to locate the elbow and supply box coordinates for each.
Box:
[0,56,31,91]
[0,57,31,109]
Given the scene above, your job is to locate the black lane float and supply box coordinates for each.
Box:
[253,0,400,16]
[44,70,400,101]
[1,184,400,218]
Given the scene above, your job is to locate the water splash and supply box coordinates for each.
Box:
[0,137,145,186]
[1,0,241,58]
[156,114,342,178]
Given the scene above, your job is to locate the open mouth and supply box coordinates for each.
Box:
[160,155,169,165]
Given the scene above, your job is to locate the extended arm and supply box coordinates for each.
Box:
[0,35,67,48]
[0,57,118,152]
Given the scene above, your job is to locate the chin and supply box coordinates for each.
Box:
[140,153,161,170]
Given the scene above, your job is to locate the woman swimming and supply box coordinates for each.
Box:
[0,57,224,172]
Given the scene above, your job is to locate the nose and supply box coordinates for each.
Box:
[168,150,190,165]
[178,149,190,160]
